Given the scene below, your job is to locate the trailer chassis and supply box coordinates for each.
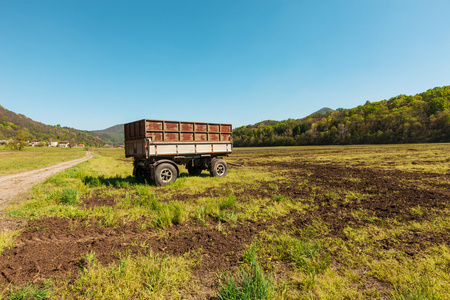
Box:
[133,154,228,186]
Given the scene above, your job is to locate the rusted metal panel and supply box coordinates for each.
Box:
[165,122,179,131]
[164,132,179,142]
[221,133,231,141]
[210,133,220,141]
[181,133,194,142]
[221,125,232,133]
[181,122,194,131]
[147,121,163,131]
[209,124,219,132]
[195,123,207,132]
[151,132,163,142]
[195,133,207,142]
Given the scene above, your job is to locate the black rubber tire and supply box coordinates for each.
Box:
[186,163,203,176]
[210,158,228,178]
[154,163,178,186]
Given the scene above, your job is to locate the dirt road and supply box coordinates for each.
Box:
[0,151,93,211]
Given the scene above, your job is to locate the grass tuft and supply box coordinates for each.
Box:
[219,195,237,210]
[4,280,53,300]
[0,230,21,254]
[59,188,80,205]
[218,258,271,300]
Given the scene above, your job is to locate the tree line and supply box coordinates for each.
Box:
[233,86,450,146]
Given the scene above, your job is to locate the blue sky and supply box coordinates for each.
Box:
[1,1,449,130]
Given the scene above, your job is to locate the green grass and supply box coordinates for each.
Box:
[0,147,86,175]
[59,188,80,205]
[58,251,197,299]
[1,280,53,300]
[218,242,271,300]
[218,259,271,300]
[0,230,21,254]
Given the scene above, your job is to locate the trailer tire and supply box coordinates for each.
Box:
[186,164,203,176]
[210,159,228,178]
[154,163,177,186]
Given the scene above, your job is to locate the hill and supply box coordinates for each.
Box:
[233,86,450,146]
[310,107,334,116]
[0,105,104,146]
[90,124,124,146]
[243,108,334,131]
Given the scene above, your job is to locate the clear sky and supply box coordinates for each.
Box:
[1,1,450,131]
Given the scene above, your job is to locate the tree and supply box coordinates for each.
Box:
[428,97,450,115]
[7,130,29,150]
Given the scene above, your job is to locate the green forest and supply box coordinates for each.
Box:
[233,86,450,146]
[0,105,104,147]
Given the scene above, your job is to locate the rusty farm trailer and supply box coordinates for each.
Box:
[124,119,233,186]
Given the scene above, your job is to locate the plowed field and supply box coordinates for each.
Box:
[0,144,449,299]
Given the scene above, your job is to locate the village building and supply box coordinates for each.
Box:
[30,139,40,146]
[58,141,69,148]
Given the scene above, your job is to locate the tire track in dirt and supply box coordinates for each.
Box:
[0,152,93,211]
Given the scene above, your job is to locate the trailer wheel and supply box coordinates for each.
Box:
[210,159,228,178]
[154,163,177,186]
[186,164,203,176]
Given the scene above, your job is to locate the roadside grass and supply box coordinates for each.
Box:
[1,144,449,298]
[0,147,86,175]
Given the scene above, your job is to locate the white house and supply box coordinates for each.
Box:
[58,141,69,148]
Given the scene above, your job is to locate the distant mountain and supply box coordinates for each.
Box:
[310,107,334,116]
[90,124,124,146]
[0,105,104,146]
[233,86,450,146]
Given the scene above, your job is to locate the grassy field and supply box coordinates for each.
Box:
[0,146,86,175]
[0,144,449,299]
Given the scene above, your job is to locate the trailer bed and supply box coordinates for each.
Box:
[124,119,233,158]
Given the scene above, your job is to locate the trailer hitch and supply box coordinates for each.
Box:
[226,161,244,167]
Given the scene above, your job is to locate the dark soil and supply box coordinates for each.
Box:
[82,192,117,208]
[0,217,269,287]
